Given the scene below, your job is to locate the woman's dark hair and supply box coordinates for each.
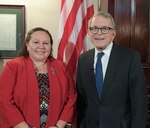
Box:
[18,27,53,58]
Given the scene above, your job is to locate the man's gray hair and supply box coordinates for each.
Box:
[88,11,116,29]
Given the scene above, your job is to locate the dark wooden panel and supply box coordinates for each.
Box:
[144,66,150,128]
[108,0,150,126]
[108,0,149,64]
[144,66,150,85]
[108,0,132,48]
[132,0,149,64]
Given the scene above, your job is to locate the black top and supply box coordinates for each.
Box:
[36,73,50,128]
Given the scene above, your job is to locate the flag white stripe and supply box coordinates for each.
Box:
[57,0,94,76]
[68,0,93,44]
[58,0,75,39]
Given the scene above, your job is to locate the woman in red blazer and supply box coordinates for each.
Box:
[0,27,77,128]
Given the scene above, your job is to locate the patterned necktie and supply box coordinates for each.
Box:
[96,52,104,98]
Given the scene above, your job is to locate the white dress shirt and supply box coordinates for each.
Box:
[94,42,113,80]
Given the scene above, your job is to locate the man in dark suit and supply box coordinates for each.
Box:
[76,11,147,128]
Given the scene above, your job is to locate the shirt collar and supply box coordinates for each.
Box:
[94,42,113,58]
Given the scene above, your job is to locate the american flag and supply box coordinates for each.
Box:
[57,0,94,77]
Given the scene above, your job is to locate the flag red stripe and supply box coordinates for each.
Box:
[57,0,83,61]
[67,5,94,75]
[61,0,65,11]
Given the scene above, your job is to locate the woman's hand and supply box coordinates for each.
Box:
[13,121,29,128]
[49,120,67,128]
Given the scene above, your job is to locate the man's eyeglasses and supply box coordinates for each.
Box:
[89,26,114,34]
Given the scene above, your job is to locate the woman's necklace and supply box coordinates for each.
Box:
[34,62,46,73]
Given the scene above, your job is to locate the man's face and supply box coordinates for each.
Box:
[88,15,116,50]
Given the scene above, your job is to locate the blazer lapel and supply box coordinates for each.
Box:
[24,57,40,126]
[101,44,122,101]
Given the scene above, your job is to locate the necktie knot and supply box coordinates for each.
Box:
[97,52,104,61]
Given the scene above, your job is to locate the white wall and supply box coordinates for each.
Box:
[0,0,99,57]
[0,0,61,57]
[0,0,99,70]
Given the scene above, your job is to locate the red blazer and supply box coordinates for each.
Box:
[0,57,77,128]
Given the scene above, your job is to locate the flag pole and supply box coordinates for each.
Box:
[98,0,101,11]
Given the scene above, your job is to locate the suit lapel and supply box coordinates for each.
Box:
[87,49,95,83]
[101,44,122,101]
[87,49,100,101]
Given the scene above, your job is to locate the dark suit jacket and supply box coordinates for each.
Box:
[76,43,147,128]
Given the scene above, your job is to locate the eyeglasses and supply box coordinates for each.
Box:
[89,26,114,34]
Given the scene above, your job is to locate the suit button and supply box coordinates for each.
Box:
[99,105,102,110]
